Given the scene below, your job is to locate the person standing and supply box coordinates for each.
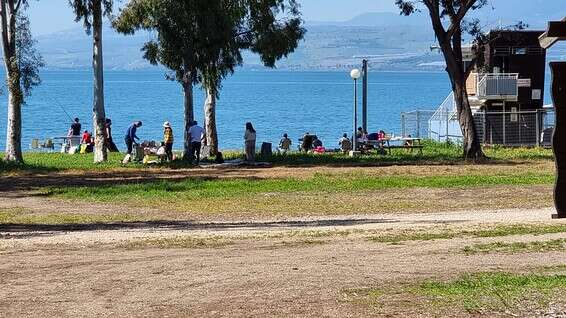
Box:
[70,118,81,136]
[125,121,142,155]
[244,122,257,162]
[188,120,204,165]
[163,121,174,162]
[66,117,82,148]
[105,118,119,152]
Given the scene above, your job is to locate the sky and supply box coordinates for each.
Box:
[27,0,398,36]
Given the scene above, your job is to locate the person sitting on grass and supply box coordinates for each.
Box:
[278,133,292,154]
[338,133,352,153]
[313,136,323,148]
[301,132,314,152]
[80,130,94,153]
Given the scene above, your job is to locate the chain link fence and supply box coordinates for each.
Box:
[400,110,436,138]
[402,108,555,147]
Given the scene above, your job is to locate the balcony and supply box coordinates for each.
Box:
[476,73,519,101]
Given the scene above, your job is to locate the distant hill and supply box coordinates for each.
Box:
[35,3,566,71]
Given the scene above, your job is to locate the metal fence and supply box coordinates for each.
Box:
[414,108,555,147]
[400,110,436,138]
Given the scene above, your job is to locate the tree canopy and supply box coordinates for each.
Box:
[113,0,304,92]
[68,0,113,33]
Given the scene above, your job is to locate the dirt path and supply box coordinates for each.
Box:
[1,207,566,317]
[0,207,560,245]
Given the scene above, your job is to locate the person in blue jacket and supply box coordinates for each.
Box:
[124,121,142,155]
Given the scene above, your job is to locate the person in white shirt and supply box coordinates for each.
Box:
[244,122,257,162]
[187,120,205,165]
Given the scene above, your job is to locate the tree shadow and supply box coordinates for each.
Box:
[0,218,399,237]
[0,168,268,193]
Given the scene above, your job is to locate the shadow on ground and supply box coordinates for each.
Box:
[0,218,399,236]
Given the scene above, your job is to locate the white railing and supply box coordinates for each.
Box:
[476,73,519,100]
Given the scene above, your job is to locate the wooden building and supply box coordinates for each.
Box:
[464,30,548,145]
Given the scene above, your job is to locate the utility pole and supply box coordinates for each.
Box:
[362,59,368,132]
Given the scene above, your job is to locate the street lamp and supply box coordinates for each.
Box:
[350,68,361,156]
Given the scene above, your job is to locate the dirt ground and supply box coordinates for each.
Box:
[2,207,566,317]
[1,163,565,317]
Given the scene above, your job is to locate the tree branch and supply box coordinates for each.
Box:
[446,0,477,40]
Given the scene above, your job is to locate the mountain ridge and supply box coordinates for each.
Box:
[34,4,566,71]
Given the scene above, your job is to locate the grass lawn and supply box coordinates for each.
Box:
[348,271,566,315]
[368,224,566,244]
[0,141,554,174]
[462,239,566,255]
[0,142,557,219]
[39,169,554,217]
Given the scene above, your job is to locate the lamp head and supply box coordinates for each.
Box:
[350,68,361,80]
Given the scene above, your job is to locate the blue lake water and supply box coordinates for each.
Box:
[0,69,544,151]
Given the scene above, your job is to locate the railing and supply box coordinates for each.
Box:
[476,73,519,100]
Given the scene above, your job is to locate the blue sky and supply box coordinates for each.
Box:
[27,0,397,35]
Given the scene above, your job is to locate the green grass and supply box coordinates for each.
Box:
[369,224,566,243]
[414,272,566,313]
[0,141,554,174]
[262,141,554,165]
[123,236,233,249]
[44,171,553,203]
[0,210,149,225]
[463,239,566,255]
[348,271,566,315]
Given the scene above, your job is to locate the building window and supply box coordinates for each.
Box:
[532,89,542,100]
[513,47,527,55]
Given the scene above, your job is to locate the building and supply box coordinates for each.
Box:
[429,30,553,146]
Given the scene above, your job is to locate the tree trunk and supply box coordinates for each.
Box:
[453,80,484,160]
[2,1,23,162]
[5,63,23,162]
[92,0,107,163]
[439,35,485,162]
[204,87,218,156]
[182,75,194,160]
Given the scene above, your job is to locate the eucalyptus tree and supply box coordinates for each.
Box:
[113,0,226,159]
[114,0,304,159]
[201,0,304,155]
[1,1,43,162]
[69,0,113,163]
[395,0,488,160]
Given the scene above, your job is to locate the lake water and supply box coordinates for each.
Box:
[0,70,542,151]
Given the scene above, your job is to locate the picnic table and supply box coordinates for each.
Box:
[52,136,81,152]
[365,137,423,155]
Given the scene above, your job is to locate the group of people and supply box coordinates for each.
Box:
[66,117,402,162]
[66,117,118,154]
[123,120,205,165]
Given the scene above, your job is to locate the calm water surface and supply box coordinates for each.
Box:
[1,70,458,151]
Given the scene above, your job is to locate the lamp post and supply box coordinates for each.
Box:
[350,68,361,156]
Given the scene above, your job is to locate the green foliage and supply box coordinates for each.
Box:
[15,13,44,97]
[113,0,305,94]
[68,0,113,33]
